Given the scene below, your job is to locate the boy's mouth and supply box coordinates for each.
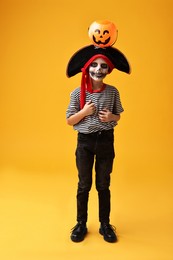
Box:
[90,72,106,78]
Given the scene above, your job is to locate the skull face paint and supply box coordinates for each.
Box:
[89,58,109,82]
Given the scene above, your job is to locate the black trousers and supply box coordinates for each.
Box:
[75,129,115,223]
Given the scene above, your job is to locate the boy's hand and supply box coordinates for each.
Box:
[83,100,96,116]
[99,108,113,122]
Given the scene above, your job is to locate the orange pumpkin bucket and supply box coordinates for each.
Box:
[88,20,118,48]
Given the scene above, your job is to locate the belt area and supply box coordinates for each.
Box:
[79,129,113,137]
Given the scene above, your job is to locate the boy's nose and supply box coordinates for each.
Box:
[97,65,102,70]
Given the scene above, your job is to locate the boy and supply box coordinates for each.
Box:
[66,43,130,243]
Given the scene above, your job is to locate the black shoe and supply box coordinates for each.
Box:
[99,223,117,243]
[70,221,87,242]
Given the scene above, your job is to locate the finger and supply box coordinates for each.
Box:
[99,114,104,120]
[99,117,105,122]
[99,111,106,116]
[87,100,92,104]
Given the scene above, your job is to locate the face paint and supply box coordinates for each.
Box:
[89,58,109,81]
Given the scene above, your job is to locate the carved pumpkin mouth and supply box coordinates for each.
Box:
[93,35,110,45]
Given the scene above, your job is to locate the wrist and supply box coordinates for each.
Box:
[80,108,87,118]
[112,114,120,122]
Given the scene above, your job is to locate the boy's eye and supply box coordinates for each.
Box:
[91,62,97,67]
[101,63,108,69]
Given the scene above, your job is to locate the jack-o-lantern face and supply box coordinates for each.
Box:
[88,20,118,48]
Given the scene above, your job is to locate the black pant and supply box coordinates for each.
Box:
[75,129,115,223]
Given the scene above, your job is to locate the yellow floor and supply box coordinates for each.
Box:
[0,163,172,260]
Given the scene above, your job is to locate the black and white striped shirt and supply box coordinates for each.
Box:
[66,84,124,134]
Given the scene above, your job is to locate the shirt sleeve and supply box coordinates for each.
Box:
[66,88,80,119]
[113,88,124,115]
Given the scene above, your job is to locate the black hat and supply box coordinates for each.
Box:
[66,44,130,77]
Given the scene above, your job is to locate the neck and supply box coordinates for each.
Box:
[91,80,104,91]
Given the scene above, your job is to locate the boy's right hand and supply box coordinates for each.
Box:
[83,100,96,116]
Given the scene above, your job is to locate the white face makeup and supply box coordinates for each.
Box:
[89,58,109,82]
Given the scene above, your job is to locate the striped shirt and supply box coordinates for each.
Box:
[66,84,124,134]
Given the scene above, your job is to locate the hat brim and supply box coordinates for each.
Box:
[66,45,130,77]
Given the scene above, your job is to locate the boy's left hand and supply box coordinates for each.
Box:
[98,108,113,122]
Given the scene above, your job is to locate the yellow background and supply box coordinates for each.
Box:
[0,0,173,259]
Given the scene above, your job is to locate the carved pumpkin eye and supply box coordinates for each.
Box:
[88,20,118,48]
[103,30,109,35]
[95,29,100,34]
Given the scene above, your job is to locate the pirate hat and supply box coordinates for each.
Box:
[66,44,130,78]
